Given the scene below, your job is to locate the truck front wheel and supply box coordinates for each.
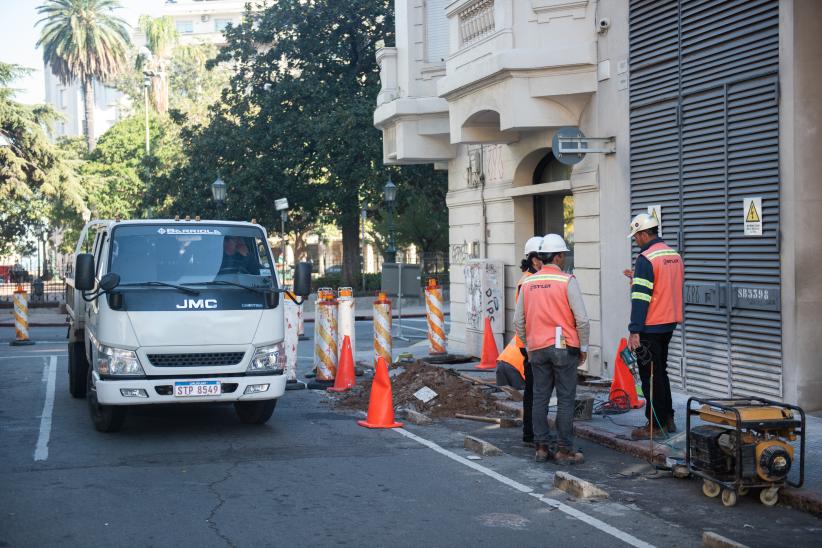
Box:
[234,399,277,425]
[68,341,89,398]
[87,367,126,433]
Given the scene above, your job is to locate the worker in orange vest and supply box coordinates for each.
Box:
[626,213,684,440]
[496,236,543,446]
[514,234,589,465]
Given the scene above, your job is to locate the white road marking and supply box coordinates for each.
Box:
[395,427,655,548]
[34,356,57,462]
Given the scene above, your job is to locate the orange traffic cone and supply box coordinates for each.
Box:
[357,356,403,429]
[328,336,356,393]
[475,317,499,370]
[609,338,644,409]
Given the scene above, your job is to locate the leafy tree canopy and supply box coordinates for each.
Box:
[0,62,84,255]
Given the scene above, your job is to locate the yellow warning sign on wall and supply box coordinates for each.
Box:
[744,197,763,236]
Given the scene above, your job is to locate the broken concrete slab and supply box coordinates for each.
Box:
[702,531,749,548]
[553,471,608,500]
[399,407,433,426]
[464,435,503,456]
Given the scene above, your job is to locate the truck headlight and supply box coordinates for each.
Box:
[248,342,285,374]
[97,345,144,376]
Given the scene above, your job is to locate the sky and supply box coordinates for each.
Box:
[0,0,169,104]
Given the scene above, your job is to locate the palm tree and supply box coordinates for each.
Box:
[137,15,178,113]
[36,0,130,151]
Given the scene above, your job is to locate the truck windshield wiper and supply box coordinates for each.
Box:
[118,281,201,296]
[182,280,271,294]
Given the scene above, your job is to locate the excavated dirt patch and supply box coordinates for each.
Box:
[331,360,516,419]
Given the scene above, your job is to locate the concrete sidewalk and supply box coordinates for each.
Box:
[493,384,822,517]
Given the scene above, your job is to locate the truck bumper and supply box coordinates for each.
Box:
[94,373,287,405]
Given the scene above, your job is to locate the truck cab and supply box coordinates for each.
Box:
[66,219,311,432]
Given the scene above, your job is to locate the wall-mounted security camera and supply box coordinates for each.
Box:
[597,17,611,34]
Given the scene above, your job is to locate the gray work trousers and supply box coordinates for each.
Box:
[529,346,578,449]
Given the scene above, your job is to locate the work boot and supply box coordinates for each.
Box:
[523,437,535,448]
[630,422,667,440]
[666,416,677,433]
[534,443,551,462]
[554,447,585,465]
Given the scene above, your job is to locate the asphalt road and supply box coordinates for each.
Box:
[1,326,820,547]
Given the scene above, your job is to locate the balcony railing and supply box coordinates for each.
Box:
[458,0,495,48]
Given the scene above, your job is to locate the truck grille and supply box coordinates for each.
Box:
[147,352,246,367]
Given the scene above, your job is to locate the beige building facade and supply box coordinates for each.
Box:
[375,0,822,410]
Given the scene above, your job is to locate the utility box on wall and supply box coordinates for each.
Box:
[463,259,505,358]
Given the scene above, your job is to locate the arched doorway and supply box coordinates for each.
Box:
[532,152,574,271]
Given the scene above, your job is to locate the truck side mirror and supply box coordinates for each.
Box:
[293,262,312,298]
[75,253,95,291]
[99,272,120,292]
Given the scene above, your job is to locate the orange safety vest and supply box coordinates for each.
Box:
[640,242,684,326]
[521,265,579,351]
[496,272,532,379]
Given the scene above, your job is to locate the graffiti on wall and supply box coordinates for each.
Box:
[464,260,504,333]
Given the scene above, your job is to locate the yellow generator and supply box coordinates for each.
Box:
[686,397,805,508]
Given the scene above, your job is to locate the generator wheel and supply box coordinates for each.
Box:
[702,480,721,498]
[760,487,779,507]
[721,489,738,507]
[738,486,749,496]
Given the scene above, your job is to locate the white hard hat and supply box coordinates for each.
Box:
[628,213,659,238]
[539,233,570,253]
[523,236,543,257]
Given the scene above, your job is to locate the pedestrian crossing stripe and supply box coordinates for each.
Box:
[746,201,760,223]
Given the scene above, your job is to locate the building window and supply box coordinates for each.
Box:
[532,152,572,184]
[176,20,194,34]
[425,0,449,63]
[58,89,66,109]
[214,18,232,32]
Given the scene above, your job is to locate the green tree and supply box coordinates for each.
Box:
[208,0,396,285]
[0,62,85,255]
[36,0,130,151]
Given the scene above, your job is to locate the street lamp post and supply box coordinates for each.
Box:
[383,178,397,263]
[139,47,154,156]
[143,72,151,154]
[360,206,368,291]
[212,176,226,218]
[275,198,289,283]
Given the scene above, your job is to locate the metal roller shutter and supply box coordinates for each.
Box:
[629,0,781,398]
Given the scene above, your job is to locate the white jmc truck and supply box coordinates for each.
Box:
[66,219,311,432]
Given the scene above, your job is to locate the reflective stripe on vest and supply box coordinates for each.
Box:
[521,266,579,350]
[640,242,684,326]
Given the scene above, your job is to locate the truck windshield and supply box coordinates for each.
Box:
[108,224,277,289]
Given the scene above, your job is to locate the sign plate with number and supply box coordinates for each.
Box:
[174,380,221,397]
